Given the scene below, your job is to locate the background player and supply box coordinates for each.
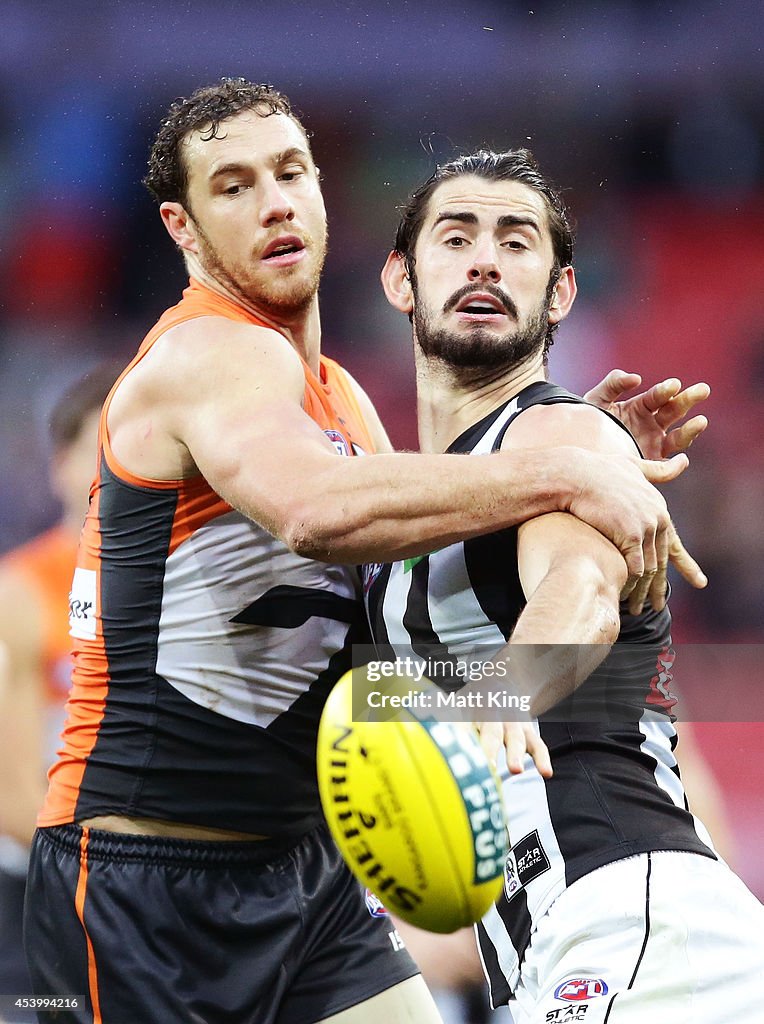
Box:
[25,81,706,1024]
[374,147,764,1022]
[0,365,118,1022]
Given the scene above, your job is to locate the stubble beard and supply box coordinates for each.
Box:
[195,224,327,318]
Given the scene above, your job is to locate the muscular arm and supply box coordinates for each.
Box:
[108,317,689,578]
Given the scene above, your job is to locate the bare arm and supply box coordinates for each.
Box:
[477,404,630,770]
[109,317,694,580]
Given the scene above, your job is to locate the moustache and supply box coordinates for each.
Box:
[443,283,519,319]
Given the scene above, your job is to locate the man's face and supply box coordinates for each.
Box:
[410,175,562,371]
[181,109,327,316]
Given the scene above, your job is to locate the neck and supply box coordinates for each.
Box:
[188,260,322,375]
[415,348,547,453]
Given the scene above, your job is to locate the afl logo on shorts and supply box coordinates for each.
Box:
[325,429,351,457]
[364,889,388,918]
[554,978,608,1001]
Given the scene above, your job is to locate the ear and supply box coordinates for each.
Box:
[380,251,413,314]
[548,266,577,325]
[159,201,200,255]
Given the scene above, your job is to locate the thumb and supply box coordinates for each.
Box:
[585,369,642,405]
[640,453,689,482]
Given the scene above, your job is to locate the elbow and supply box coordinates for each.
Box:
[282,516,334,562]
[281,501,356,563]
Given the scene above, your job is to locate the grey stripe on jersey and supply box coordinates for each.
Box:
[156,509,360,727]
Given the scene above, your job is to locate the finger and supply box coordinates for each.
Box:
[525,730,553,779]
[637,377,682,416]
[478,721,503,767]
[647,522,670,611]
[654,382,711,430]
[639,453,689,483]
[504,724,528,774]
[662,415,708,457]
[668,526,708,590]
[583,369,641,406]
[627,522,657,615]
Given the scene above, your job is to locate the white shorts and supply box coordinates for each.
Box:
[507,851,764,1024]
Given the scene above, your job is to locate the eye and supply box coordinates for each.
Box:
[445,236,468,248]
[222,183,247,196]
[504,239,528,251]
[279,167,305,182]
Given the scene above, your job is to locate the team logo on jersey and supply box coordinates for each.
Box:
[364,889,388,917]
[646,645,678,712]
[324,429,351,457]
[554,978,608,1002]
[362,562,384,594]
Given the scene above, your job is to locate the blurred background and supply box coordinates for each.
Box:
[0,0,761,1014]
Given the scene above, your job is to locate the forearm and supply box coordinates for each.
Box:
[270,448,572,564]
[506,560,621,716]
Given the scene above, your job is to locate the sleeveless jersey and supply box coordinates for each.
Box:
[364,381,715,1003]
[40,278,376,838]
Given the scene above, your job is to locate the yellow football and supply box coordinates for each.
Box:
[317,667,508,933]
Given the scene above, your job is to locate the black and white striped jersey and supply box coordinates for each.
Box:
[364,380,716,1005]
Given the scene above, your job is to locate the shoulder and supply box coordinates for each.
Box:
[112,316,307,427]
[501,399,639,458]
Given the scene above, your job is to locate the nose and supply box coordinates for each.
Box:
[467,241,501,283]
[259,177,295,227]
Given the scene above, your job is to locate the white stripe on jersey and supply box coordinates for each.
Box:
[638,709,717,851]
[470,397,520,453]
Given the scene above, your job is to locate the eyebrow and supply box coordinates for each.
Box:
[433,210,541,234]
[208,147,311,181]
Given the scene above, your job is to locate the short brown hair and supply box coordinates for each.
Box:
[143,77,306,209]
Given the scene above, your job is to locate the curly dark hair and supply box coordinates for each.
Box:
[394,148,576,358]
[143,77,306,209]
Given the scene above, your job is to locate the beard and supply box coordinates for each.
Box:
[412,278,553,372]
[195,223,326,317]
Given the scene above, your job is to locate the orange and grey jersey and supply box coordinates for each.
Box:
[40,279,375,838]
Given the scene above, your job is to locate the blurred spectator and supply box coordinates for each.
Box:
[0,365,118,1020]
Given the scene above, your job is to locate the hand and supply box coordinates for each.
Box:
[584,370,710,460]
[567,449,706,614]
[476,721,552,778]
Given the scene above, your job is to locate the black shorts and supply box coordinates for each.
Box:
[24,823,419,1024]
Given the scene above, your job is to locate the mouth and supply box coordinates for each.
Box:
[261,236,306,265]
[453,291,511,321]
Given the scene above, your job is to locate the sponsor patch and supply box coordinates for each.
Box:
[554,978,609,1002]
[504,830,550,900]
[325,429,351,457]
[364,888,388,918]
[69,567,96,640]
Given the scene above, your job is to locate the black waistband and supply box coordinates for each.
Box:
[35,823,313,868]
